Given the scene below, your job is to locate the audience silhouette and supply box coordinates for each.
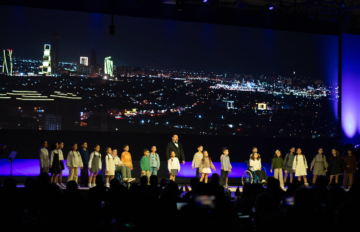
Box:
[0,173,359,232]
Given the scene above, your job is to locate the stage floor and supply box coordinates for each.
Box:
[13,184,349,199]
[15,184,248,191]
[14,184,289,198]
[1,176,244,185]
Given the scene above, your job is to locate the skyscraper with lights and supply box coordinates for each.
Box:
[2,49,13,76]
[80,56,88,66]
[50,33,59,74]
[104,56,113,77]
[90,50,97,73]
[41,44,51,75]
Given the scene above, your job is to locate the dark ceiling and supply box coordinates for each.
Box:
[2,0,359,35]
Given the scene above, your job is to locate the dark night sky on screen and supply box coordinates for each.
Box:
[0,5,338,79]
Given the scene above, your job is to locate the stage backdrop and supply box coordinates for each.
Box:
[0,129,346,162]
[7,8,360,179]
[0,5,339,139]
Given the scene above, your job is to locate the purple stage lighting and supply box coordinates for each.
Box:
[0,159,74,177]
[342,34,360,139]
[0,158,272,178]
[269,5,274,10]
[176,161,271,178]
[203,0,208,2]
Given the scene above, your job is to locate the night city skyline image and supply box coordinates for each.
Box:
[0,6,339,138]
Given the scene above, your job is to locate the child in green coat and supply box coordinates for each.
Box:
[140,149,151,185]
[270,150,285,189]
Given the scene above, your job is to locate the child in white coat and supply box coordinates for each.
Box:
[66,143,84,184]
[292,148,308,187]
[168,151,180,182]
[39,140,49,173]
[105,147,115,188]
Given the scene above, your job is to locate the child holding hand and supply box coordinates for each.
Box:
[105,147,115,188]
[199,150,216,184]
[270,150,285,189]
[66,143,84,184]
[292,148,308,187]
[328,149,343,185]
[88,144,102,187]
[310,148,328,185]
[121,144,135,182]
[140,149,151,185]
[342,148,357,190]
[220,147,232,187]
[168,151,180,182]
[192,145,204,179]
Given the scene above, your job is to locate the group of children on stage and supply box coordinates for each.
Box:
[39,140,67,188]
[192,145,357,190]
[190,146,232,187]
[38,140,233,187]
[39,141,140,187]
[138,145,232,187]
[269,147,357,190]
[39,140,167,187]
[39,140,357,189]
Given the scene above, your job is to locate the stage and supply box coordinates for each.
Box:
[1,159,353,193]
[12,183,257,198]
[0,158,272,179]
[1,176,245,186]
[7,175,351,201]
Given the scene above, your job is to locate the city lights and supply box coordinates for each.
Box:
[15,98,54,101]
[0,32,339,138]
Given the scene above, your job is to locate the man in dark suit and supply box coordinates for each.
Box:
[0,144,6,156]
[166,134,185,164]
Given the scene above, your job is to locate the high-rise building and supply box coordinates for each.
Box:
[50,33,60,74]
[80,56,88,66]
[90,50,97,73]
[116,66,132,77]
[45,114,62,130]
[287,78,292,85]
[41,44,51,75]
[77,64,92,74]
[2,49,13,76]
[104,56,113,77]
